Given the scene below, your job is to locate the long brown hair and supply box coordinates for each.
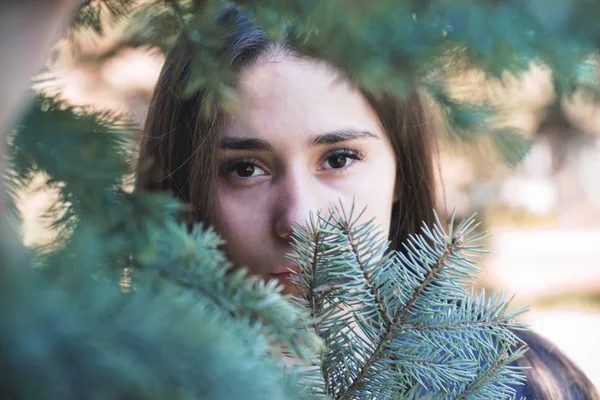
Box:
[136,6,438,252]
[513,330,600,400]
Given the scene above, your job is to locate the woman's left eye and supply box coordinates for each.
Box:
[321,149,364,170]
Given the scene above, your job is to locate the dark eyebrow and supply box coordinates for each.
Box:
[219,129,377,151]
[219,137,273,151]
[310,129,378,146]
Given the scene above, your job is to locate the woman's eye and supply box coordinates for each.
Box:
[221,160,267,180]
[234,162,259,177]
[322,149,364,170]
[326,154,350,169]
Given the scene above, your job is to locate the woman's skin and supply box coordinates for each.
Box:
[214,52,399,294]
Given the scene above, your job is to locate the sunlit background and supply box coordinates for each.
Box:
[16,11,600,388]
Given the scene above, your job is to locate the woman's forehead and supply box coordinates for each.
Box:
[237,53,347,101]
[223,54,385,142]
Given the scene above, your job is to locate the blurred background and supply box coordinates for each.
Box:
[15,9,600,389]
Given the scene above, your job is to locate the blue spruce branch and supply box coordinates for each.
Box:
[291,205,528,399]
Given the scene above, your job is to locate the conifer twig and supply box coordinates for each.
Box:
[338,218,394,325]
[337,229,458,400]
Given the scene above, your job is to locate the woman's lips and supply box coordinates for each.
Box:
[270,264,301,276]
[269,265,301,287]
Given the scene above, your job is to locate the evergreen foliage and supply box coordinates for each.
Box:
[2,94,528,397]
[6,0,600,398]
[290,205,527,399]
[2,94,322,400]
[82,0,600,166]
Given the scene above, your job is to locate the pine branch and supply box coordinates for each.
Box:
[455,351,509,400]
[395,225,460,324]
[9,94,133,195]
[72,0,137,33]
[5,93,323,399]
[63,0,600,166]
[403,319,516,332]
[0,257,319,400]
[8,92,321,362]
[337,213,466,399]
[99,1,183,57]
[454,345,528,400]
[138,221,322,361]
[335,207,394,326]
[290,214,328,331]
[292,205,527,399]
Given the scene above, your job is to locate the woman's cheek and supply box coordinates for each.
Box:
[218,191,259,234]
[215,198,267,275]
[217,186,270,239]
[351,161,396,233]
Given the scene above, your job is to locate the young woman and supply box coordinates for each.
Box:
[137,10,436,296]
[137,7,599,399]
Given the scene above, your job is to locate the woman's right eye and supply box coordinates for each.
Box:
[221,160,267,181]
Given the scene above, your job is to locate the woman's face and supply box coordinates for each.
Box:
[214,53,398,294]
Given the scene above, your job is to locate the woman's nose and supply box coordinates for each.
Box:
[273,172,319,241]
